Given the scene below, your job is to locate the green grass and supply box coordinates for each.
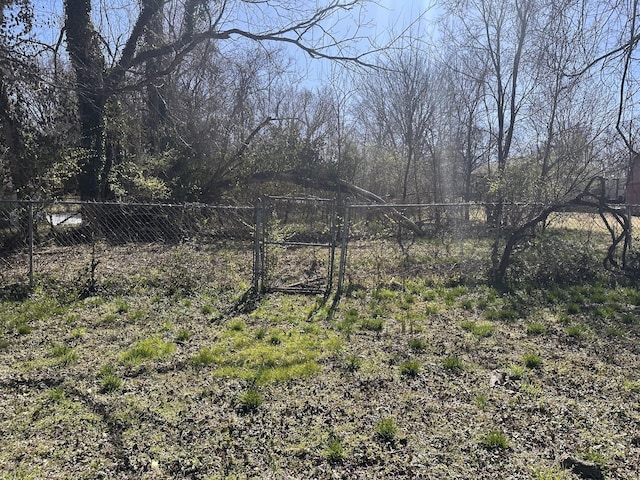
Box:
[442,356,465,371]
[481,429,509,449]
[460,320,494,338]
[525,322,546,335]
[324,436,346,463]
[237,388,263,412]
[191,347,216,368]
[120,337,176,365]
[399,360,421,377]
[408,337,427,352]
[522,353,542,369]
[51,344,78,366]
[375,418,398,443]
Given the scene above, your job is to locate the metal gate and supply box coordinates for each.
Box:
[255,196,338,295]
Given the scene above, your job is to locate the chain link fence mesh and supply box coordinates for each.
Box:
[0,200,255,306]
[1,199,639,298]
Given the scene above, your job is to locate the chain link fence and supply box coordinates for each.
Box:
[0,200,255,304]
[1,199,638,298]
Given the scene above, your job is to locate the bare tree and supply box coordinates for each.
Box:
[62,0,376,200]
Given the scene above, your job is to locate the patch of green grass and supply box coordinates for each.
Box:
[200,305,214,315]
[0,338,9,351]
[474,394,489,410]
[51,344,78,366]
[525,322,546,335]
[442,356,465,371]
[565,324,587,338]
[237,388,263,412]
[507,363,526,380]
[408,337,427,352]
[16,323,33,335]
[375,418,398,443]
[70,327,85,338]
[228,320,245,332]
[361,318,384,333]
[46,386,66,403]
[623,380,640,393]
[399,360,421,377]
[120,337,176,365]
[485,308,519,322]
[532,465,572,480]
[522,353,542,369]
[565,303,581,314]
[460,320,494,338]
[100,373,123,393]
[481,429,509,449]
[176,329,192,342]
[343,354,362,372]
[324,436,346,463]
[191,347,216,368]
[520,382,541,396]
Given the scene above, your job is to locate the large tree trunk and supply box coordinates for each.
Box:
[64,0,107,200]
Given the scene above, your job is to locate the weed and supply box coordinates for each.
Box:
[114,299,129,314]
[255,327,267,340]
[485,308,519,322]
[228,320,245,332]
[269,334,282,345]
[191,347,216,368]
[400,360,421,377]
[474,394,489,410]
[70,328,85,339]
[523,353,542,369]
[361,318,384,333]
[425,303,440,315]
[100,373,123,393]
[375,418,398,443]
[120,337,176,365]
[324,435,346,463]
[46,387,65,403]
[507,364,526,380]
[623,380,640,393]
[460,320,494,338]
[532,466,572,480]
[16,323,33,335]
[0,339,9,351]
[237,388,263,412]
[565,324,587,338]
[520,382,541,396]
[408,337,427,352]
[343,354,362,372]
[481,429,509,449]
[51,344,78,366]
[526,322,546,335]
[201,305,214,315]
[176,329,192,342]
[582,448,607,467]
[442,356,465,371]
[565,303,581,314]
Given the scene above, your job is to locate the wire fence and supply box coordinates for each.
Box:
[1,199,638,298]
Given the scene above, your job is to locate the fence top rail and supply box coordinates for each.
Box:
[348,202,640,209]
[0,199,254,210]
[264,195,335,203]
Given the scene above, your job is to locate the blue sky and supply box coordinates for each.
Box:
[28,0,433,85]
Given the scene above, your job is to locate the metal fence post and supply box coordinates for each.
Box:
[336,199,350,296]
[28,201,34,288]
[253,198,262,293]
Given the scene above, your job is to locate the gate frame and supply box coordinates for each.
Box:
[254,195,339,295]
